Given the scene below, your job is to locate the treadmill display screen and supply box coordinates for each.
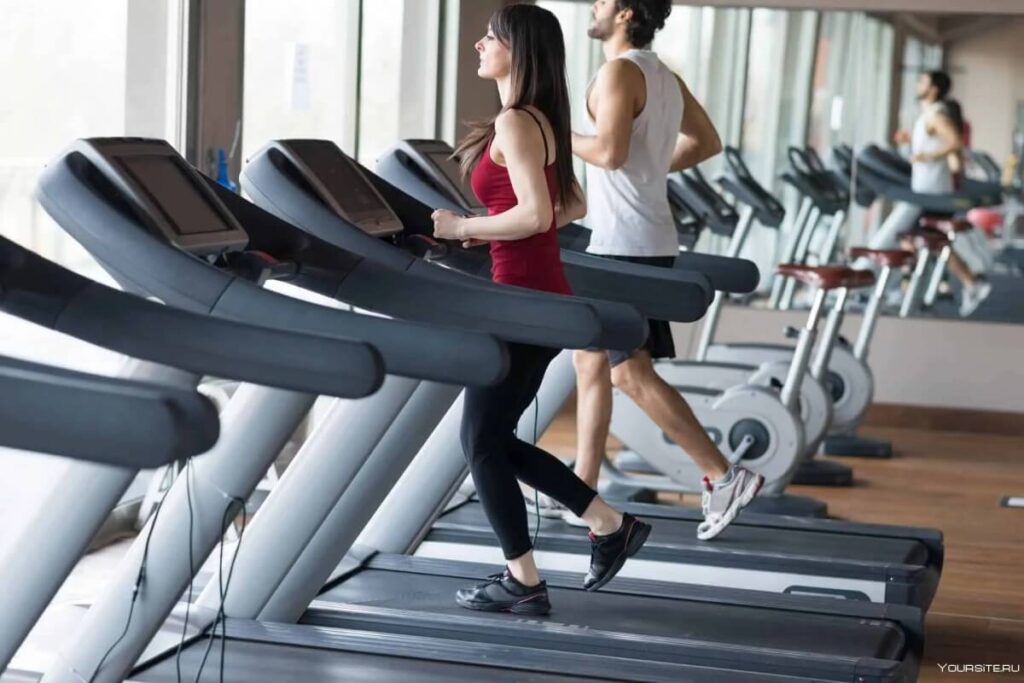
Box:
[427,151,483,209]
[300,144,388,218]
[119,155,232,236]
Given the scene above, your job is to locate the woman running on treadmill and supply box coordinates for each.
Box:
[431,3,651,615]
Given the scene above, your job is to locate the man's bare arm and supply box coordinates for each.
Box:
[913,111,963,163]
[670,76,722,172]
[572,60,641,171]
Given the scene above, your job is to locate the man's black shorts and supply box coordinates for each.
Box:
[593,254,677,367]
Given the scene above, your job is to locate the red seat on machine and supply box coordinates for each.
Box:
[918,215,972,234]
[775,264,876,290]
[849,247,916,268]
[967,207,1002,237]
[899,227,949,252]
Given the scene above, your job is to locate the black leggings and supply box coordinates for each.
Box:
[461,343,597,560]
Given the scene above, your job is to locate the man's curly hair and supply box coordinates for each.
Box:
[616,0,672,47]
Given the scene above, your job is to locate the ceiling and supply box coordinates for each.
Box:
[681,1,1024,15]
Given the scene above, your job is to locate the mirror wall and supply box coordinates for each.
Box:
[538,1,1024,324]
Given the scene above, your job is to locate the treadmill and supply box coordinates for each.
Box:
[369,137,943,608]
[17,137,907,682]
[24,138,738,683]
[117,137,939,682]
[377,139,762,298]
[0,231,388,676]
[0,353,217,469]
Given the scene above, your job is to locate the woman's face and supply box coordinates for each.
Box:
[475,25,511,80]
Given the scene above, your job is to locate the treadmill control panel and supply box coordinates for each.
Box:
[393,140,485,213]
[70,138,249,255]
[268,140,404,237]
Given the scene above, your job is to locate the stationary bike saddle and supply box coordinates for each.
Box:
[775,264,876,291]
[848,247,916,269]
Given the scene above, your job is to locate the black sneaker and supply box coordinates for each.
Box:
[455,569,551,616]
[583,513,651,592]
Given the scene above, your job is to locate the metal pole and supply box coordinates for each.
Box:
[696,208,756,362]
[779,289,826,412]
[0,360,196,674]
[770,198,811,308]
[41,386,316,683]
[922,243,952,307]
[900,248,931,318]
[811,288,850,381]
[853,266,892,361]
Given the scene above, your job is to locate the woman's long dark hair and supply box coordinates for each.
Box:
[454,4,580,205]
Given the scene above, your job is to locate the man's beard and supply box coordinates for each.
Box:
[587,18,613,40]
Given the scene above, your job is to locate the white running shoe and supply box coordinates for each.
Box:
[524,491,567,519]
[697,467,764,541]
[958,280,992,317]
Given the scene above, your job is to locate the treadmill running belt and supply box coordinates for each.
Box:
[312,567,906,661]
[439,501,929,566]
[134,639,589,683]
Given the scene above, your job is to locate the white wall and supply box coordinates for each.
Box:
[947,18,1024,158]
[671,306,1024,412]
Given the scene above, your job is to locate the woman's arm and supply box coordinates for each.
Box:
[433,110,554,241]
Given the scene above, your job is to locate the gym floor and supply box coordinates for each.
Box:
[539,409,1024,683]
[8,403,1022,680]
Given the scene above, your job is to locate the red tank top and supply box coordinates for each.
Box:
[469,113,572,296]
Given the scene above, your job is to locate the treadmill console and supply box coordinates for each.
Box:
[384,139,485,214]
[670,169,739,237]
[666,180,703,250]
[719,146,786,227]
[64,138,249,255]
[260,140,404,237]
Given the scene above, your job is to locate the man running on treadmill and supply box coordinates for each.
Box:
[872,70,991,317]
[564,0,762,540]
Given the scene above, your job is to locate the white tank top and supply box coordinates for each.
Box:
[911,102,953,194]
[582,50,682,257]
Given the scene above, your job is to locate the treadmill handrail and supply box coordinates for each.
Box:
[238,144,630,350]
[35,144,509,386]
[367,155,716,324]
[0,236,385,398]
[0,354,219,466]
[374,138,762,315]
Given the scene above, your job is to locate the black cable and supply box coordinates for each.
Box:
[175,459,196,683]
[191,496,246,683]
[219,502,246,683]
[531,396,541,549]
[88,482,169,683]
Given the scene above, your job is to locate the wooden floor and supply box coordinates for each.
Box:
[537,416,1024,683]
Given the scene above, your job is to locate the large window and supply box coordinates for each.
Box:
[242,0,442,166]
[242,0,360,163]
[655,8,751,178]
[357,0,442,164]
[807,13,896,244]
[0,0,186,281]
[737,9,818,280]
[740,9,818,191]
[0,2,188,560]
[808,13,895,156]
